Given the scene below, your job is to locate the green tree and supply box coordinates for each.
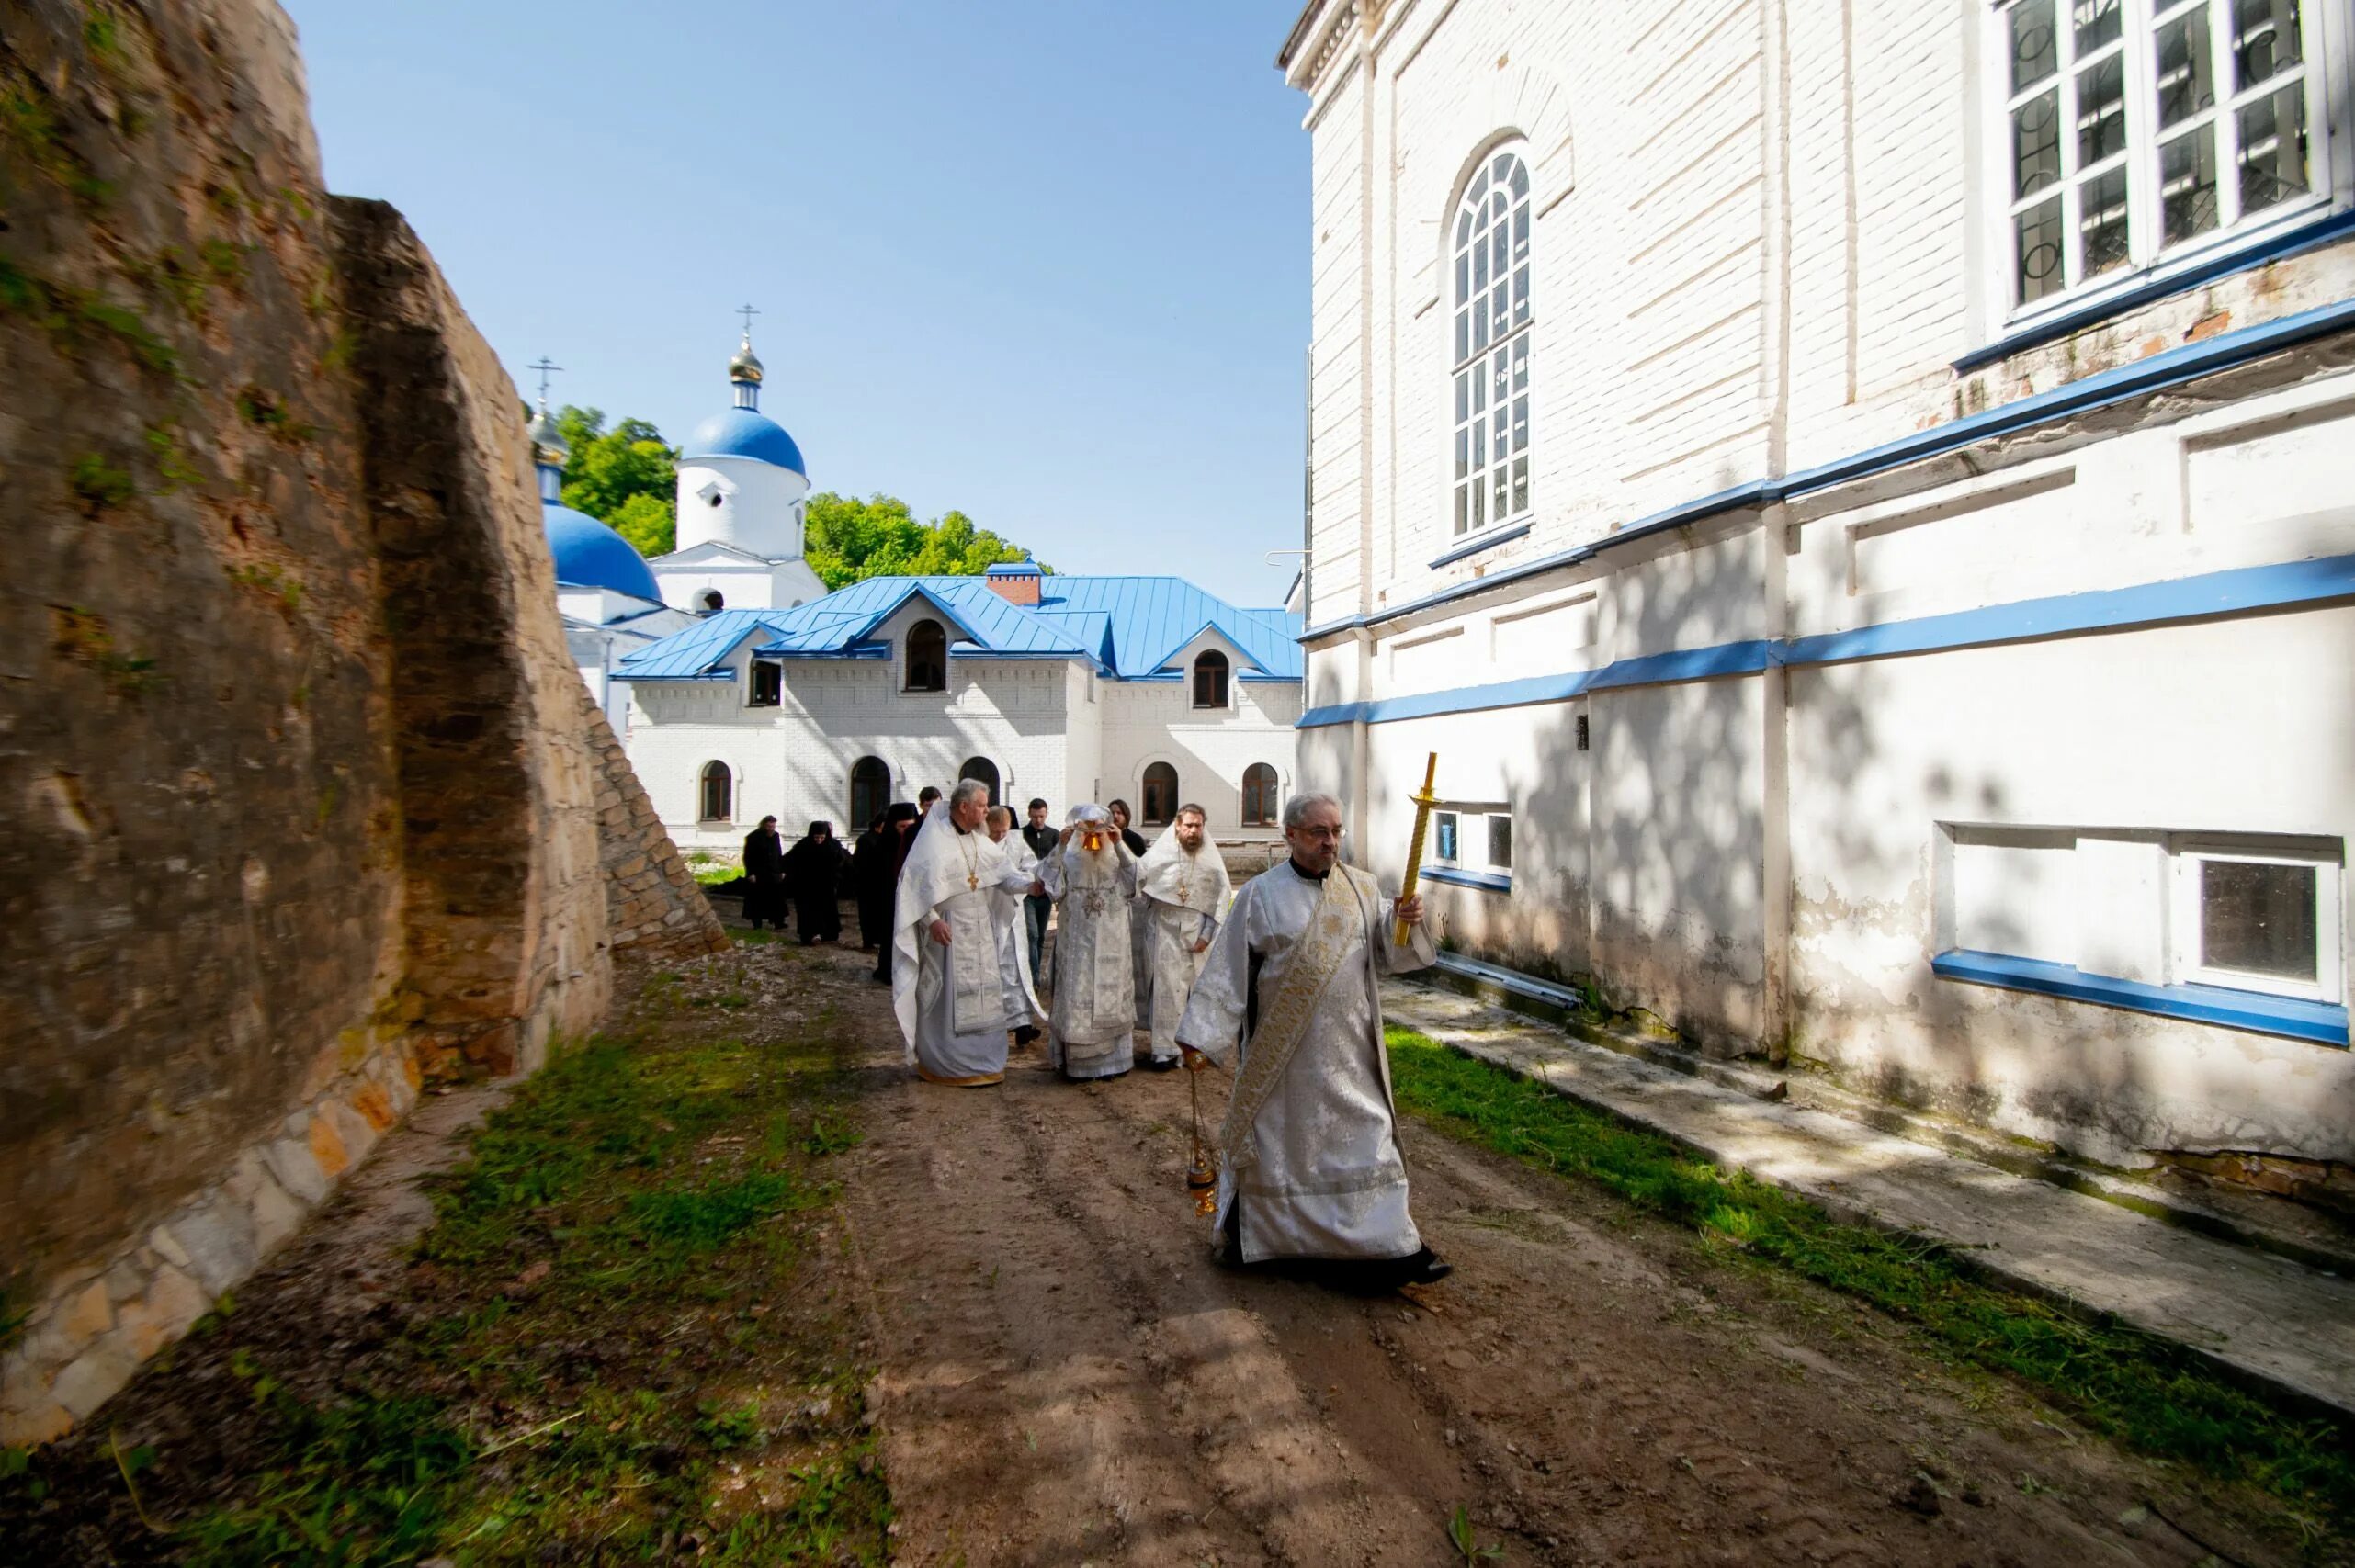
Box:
[803,491,1044,589]
[554,405,678,556]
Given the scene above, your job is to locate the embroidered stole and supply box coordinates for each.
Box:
[1217,869,1366,1171]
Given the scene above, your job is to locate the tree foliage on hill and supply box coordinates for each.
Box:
[553,405,677,558]
[803,492,1044,589]
[541,408,1045,585]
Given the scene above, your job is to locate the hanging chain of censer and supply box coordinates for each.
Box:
[1186,1062,1218,1213]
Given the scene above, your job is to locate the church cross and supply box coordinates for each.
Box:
[736,303,760,338]
[527,356,563,403]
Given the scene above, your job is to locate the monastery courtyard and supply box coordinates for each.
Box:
[4,920,2327,1566]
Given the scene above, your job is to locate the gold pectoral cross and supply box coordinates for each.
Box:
[968,871,979,891]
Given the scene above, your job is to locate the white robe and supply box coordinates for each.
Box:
[1038,839,1138,1079]
[1135,830,1231,1066]
[1175,861,1437,1263]
[892,806,1042,1086]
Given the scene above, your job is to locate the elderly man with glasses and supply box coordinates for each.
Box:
[1176,792,1451,1289]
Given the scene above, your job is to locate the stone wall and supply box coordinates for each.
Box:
[585,686,730,961]
[0,0,712,1445]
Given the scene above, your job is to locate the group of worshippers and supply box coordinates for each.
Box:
[880,776,1452,1291]
[740,817,853,943]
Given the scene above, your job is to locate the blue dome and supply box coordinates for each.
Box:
[545,502,661,602]
[684,406,806,473]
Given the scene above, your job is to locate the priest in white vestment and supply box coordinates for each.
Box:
[892,779,1044,1087]
[1177,791,1451,1287]
[1036,805,1138,1081]
[1135,804,1231,1070]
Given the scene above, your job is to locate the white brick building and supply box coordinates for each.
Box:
[614,566,1302,854]
[1282,0,2355,1166]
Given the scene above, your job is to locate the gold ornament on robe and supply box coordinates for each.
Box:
[1394,751,1440,948]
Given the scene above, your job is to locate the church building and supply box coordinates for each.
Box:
[539,330,1303,852]
[1280,0,2354,1171]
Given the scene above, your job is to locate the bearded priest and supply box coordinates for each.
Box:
[1134,804,1231,1070]
[1176,791,1451,1288]
[1036,804,1139,1081]
[892,778,1045,1087]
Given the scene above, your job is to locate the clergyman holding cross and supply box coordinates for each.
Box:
[1176,791,1451,1288]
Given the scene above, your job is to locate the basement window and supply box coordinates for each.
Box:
[2172,841,2341,1002]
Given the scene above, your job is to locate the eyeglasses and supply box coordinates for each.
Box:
[1288,825,1347,842]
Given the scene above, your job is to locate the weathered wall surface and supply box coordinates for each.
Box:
[0,0,711,1445]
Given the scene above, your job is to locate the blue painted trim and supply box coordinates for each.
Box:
[1954,207,2355,374]
[1296,552,2355,728]
[1421,865,1512,892]
[1932,950,2349,1048]
[1784,553,2355,666]
[608,671,734,683]
[1300,292,2355,644]
[1429,521,1532,569]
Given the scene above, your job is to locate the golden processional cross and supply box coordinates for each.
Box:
[1395,751,1440,949]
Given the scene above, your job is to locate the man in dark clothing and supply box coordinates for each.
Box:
[742,817,786,931]
[1019,796,1059,980]
[869,802,923,985]
[781,821,851,944]
[852,810,893,952]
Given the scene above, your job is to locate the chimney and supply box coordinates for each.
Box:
[985,557,1042,607]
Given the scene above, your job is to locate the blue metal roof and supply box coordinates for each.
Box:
[681,407,807,474]
[545,502,660,603]
[614,575,1303,682]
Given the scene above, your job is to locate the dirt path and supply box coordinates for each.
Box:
[816,939,2289,1568]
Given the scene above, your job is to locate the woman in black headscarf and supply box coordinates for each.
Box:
[868,802,923,984]
[780,820,852,945]
[742,816,786,931]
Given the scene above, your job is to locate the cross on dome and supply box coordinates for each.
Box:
[727,306,765,409]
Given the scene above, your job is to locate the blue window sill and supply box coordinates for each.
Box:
[1429,521,1532,570]
[1953,206,2355,373]
[1931,949,2348,1047]
[1421,865,1511,893]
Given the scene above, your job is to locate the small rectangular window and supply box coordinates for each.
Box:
[749,660,782,707]
[2170,841,2341,1001]
[1434,811,1459,865]
[1487,814,1513,871]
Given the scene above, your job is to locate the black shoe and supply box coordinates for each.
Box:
[1400,1247,1452,1286]
[1013,1025,1040,1045]
[1144,1055,1181,1072]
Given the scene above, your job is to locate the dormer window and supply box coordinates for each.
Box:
[701,589,725,611]
[749,660,782,707]
[905,618,947,693]
[1193,649,1230,709]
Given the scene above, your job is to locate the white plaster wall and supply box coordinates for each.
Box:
[1099,677,1297,839]
[1787,605,2355,1164]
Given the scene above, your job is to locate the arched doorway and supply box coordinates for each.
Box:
[958,756,1000,806]
[849,756,890,829]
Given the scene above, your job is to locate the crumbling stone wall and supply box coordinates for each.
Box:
[0,0,709,1445]
[583,688,730,961]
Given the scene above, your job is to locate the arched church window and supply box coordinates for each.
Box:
[1192,649,1230,709]
[699,761,733,823]
[1241,763,1279,827]
[1141,762,1178,827]
[850,756,890,828]
[958,757,1000,805]
[1452,143,1532,538]
[701,589,725,611]
[708,492,723,507]
[905,619,947,693]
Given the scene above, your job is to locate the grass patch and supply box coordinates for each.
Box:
[0,981,888,1563]
[1387,1025,2355,1535]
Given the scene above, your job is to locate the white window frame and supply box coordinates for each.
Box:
[1485,813,1514,873]
[1984,0,2348,327]
[2168,839,2343,1001]
[1433,809,1462,866]
[1448,143,1534,541]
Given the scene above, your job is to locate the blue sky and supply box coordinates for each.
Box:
[283,2,1312,605]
